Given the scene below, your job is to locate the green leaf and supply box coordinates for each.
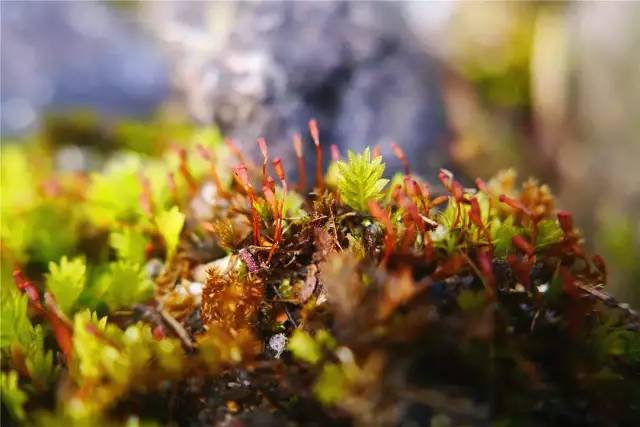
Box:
[155,206,185,260]
[85,155,144,227]
[46,256,86,315]
[0,290,32,349]
[71,310,185,416]
[313,363,346,405]
[287,330,322,364]
[0,289,56,387]
[0,371,27,421]
[536,219,563,248]
[101,261,153,310]
[110,228,147,265]
[492,217,519,257]
[337,148,389,213]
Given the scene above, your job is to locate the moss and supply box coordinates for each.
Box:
[0,118,638,426]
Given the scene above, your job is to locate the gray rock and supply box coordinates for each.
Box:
[150,1,450,176]
[1,2,170,136]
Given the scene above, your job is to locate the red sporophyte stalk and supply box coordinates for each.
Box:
[13,270,43,309]
[372,145,381,158]
[437,169,465,228]
[269,157,289,260]
[477,248,496,297]
[438,168,453,190]
[196,143,230,198]
[368,200,395,263]
[13,271,74,362]
[438,169,464,202]
[262,177,281,261]
[174,145,198,194]
[469,197,492,248]
[557,210,574,234]
[555,210,585,259]
[292,133,306,191]
[225,138,256,169]
[308,119,323,189]
[468,198,483,228]
[263,187,279,262]
[233,164,261,245]
[430,195,449,208]
[257,137,269,184]
[330,144,341,161]
[498,194,533,217]
[271,157,288,257]
[262,182,277,216]
[452,181,464,203]
[272,157,288,193]
[404,175,417,197]
[475,177,488,193]
[499,194,541,243]
[507,254,534,288]
[403,176,429,214]
[391,142,410,175]
[397,191,425,234]
[512,235,535,257]
[395,192,423,251]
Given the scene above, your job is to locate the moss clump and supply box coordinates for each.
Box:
[1,118,639,426]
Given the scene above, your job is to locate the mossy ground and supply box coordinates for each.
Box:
[1,117,639,426]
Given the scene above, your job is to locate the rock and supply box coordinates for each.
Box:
[147,1,450,176]
[1,2,169,136]
[192,254,235,283]
[267,333,287,359]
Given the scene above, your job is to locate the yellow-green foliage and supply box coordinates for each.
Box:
[1,146,80,265]
[46,256,87,315]
[86,155,146,227]
[337,148,389,212]
[1,290,32,349]
[70,310,185,417]
[1,371,28,421]
[155,206,185,260]
[99,261,153,310]
[1,289,56,388]
[535,219,564,248]
[1,117,637,426]
[313,363,346,404]
[110,228,147,266]
[287,329,336,365]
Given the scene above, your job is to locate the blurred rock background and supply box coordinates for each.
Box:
[1,1,170,136]
[142,1,450,173]
[1,1,638,305]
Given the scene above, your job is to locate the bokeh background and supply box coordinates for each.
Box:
[2,1,639,305]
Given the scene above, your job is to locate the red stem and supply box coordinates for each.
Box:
[233,165,261,245]
[196,144,230,198]
[391,142,410,175]
[292,133,306,191]
[309,119,323,189]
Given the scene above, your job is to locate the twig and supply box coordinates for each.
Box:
[160,309,194,351]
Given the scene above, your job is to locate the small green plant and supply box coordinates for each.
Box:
[155,205,185,260]
[46,256,87,315]
[0,371,27,421]
[336,147,389,212]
